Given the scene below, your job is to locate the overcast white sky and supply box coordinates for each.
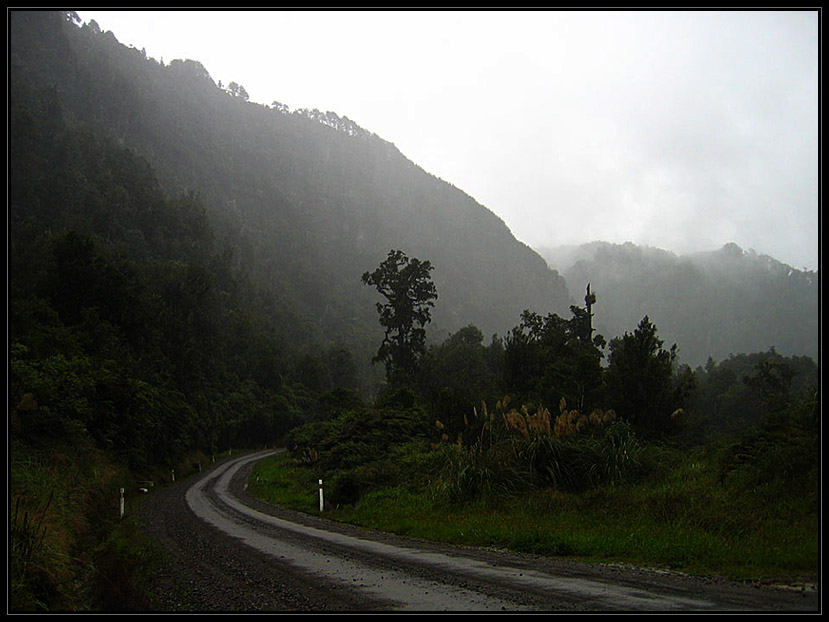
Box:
[77,10,819,271]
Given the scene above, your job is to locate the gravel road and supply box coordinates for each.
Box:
[137,450,819,613]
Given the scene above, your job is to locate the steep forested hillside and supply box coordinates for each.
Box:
[9,15,573,607]
[537,241,818,367]
[10,11,570,363]
[10,47,313,467]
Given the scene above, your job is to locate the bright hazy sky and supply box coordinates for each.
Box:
[76,10,819,271]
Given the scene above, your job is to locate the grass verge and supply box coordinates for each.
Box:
[247,450,818,586]
[9,437,219,611]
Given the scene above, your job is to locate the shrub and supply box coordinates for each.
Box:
[717,396,819,512]
[433,439,531,504]
[285,404,431,504]
[434,397,644,502]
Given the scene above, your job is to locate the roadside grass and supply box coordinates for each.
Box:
[10,438,124,612]
[247,449,818,585]
[9,436,219,612]
[247,450,321,510]
[88,510,171,611]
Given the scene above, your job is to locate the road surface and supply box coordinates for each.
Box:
[138,450,819,612]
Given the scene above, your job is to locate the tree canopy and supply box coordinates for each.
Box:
[604,316,691,439]
[362,250,438,383]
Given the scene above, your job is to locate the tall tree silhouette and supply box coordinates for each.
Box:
[362,250,437,383]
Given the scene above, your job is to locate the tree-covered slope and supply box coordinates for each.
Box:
[10,11,571,355]
[10,59,313,469]
[537,241,818,367]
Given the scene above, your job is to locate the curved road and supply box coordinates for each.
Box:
[139,450,818,612]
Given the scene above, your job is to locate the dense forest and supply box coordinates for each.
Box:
[537,241,818,367]
[9,10,571,368]
[9,12,819,611]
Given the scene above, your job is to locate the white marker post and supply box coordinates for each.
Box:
[119,488,125,519]
[319,479,324,512]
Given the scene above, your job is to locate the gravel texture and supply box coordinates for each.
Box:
[136,453,820,613]
[137,458,380,611]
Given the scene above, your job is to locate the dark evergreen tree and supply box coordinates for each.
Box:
[419,325,504,438]
[502,293,606,413]
[362,250,438,384]
[604,316,688,438]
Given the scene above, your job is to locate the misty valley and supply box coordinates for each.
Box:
[9,12,818,612]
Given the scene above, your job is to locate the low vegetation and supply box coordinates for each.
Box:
[250,387,818,583]
[251,265,818,584]
[9,433,164,611]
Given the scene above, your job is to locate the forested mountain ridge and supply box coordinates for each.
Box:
[536,241,818,367]
[10,11,570,359]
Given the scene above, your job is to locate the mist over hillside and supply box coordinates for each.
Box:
[9,11,570,367]
[10,11,817,376]
[537,241,818,367]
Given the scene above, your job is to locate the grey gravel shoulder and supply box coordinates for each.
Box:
[229,458,819,608]
[136,454,819,612]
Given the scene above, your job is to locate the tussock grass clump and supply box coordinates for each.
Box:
[10,489,56,611]
[433,397,643,503]
[9,440,130,611]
